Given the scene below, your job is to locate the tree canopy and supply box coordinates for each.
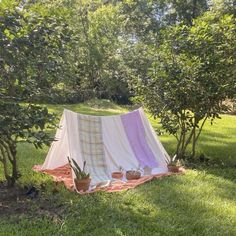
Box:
[134,11,236,158]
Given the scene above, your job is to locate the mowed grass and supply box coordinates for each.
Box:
[0,100,236,236]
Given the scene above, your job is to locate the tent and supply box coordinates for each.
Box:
[35,108,171,192]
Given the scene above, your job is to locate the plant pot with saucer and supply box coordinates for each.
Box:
[111,166,124,179]
[126,169,141,180]
[167,155,183,173]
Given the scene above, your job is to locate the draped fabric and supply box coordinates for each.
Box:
[121,110,158,168]
[34,108,170,192]
[77,114,109,184]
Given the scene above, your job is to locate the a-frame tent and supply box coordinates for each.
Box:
[37,108,170,190]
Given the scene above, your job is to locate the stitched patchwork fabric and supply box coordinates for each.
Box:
[77,114,109,182]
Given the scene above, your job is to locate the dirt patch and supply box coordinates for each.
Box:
[0,182,65,223]
[0,182,29,217]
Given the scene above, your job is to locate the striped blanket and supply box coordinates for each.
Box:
[77,114,109,184]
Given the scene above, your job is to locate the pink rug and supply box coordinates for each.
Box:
[33,165,185,194]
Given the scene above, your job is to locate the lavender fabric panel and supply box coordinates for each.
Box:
[121,110,158,168]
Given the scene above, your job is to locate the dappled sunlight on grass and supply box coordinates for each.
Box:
[135,170,236,235]
[1,168,236,236]
[197,115,236,164]
[148,113,236,165]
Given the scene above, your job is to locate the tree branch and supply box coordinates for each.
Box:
[0,144,11,183]
[0,139,14,163]
[195,115,208,143]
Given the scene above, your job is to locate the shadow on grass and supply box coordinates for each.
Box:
[195,166,236,190]
[79,172,236,235]
[202,168,236,204]
[200,128,236,143]
[1,169,236,236]
[133,173,236,235]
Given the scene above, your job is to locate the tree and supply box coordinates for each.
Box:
[0,103,55,187]
[163,0,208,25]
[134,11,236,159]
[0,0,60,186]
[0,0,72,102]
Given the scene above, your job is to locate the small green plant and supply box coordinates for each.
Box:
[168,155,182,167]
[67,157,90,180]
[126,165,142,175]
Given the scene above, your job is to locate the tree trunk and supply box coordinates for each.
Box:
[191,127,196,158]
[11,143,19,182]
[176,132,183,158]
[0,140,20,187]
[0,144,13,186]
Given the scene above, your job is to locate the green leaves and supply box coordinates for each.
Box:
[67,157,90,180]
[0,101,56,185]
[0,102,56,146]
[0,0,73,102]
[134,8,236,159]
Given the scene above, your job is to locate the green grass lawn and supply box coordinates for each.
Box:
[0,100,236,236]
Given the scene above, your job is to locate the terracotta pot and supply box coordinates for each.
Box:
[126,170,141,180]
[74,178,91,191]
[112,171,123,179]
[168,165,181,173]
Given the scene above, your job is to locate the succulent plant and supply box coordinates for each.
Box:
[67,157,90,180]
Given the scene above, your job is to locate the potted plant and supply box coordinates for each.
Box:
[126,167,142,180]
[67,157,91,191]
[167,155,182,173]
[111,166,124,179]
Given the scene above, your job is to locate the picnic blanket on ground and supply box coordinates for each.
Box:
[33,164,185,194]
